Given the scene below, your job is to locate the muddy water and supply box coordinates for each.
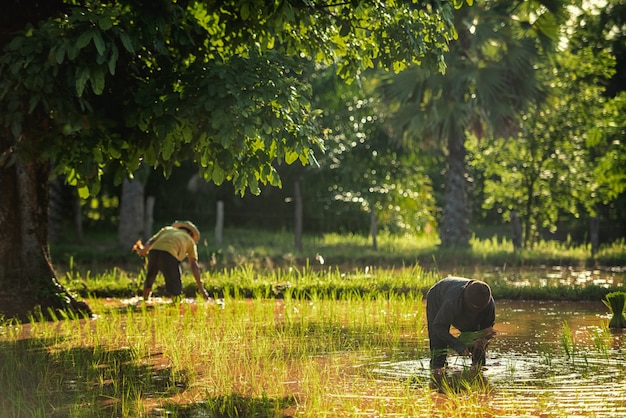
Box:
[374,300,626,416]
[476,266,626,288]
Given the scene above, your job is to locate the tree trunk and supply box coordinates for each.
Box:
[0,133,91,322]
[48,175,66,244]
[144,195,155,241]
[215,200,224,246]
[440,132,471,248]
[117,178,145,250]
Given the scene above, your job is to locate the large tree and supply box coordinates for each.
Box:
[0,0,461,321]
[468,2,626,247]
[468,47,619,246]
[380,0,567,247]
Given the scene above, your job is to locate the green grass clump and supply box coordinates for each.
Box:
[603,291,626,329]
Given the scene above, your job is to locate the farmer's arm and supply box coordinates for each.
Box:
[431,301,469,355]
[136,228,168,257]
[189,258,209,300]
[138,240,152,257]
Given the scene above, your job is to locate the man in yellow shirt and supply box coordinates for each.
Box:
[134,220,209,301]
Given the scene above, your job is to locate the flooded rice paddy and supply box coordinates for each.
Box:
[373,300,626,417]
[117,296,626,416]
[4,267,625,417]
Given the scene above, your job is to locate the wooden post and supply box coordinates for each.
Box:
[215,200,224,246]
[294,177,303,252]
[590,216,599,258]
[370,205,378,251]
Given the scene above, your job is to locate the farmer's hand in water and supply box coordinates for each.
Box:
[482,327,497,339]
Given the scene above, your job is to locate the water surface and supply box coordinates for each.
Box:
[373,300,626,417]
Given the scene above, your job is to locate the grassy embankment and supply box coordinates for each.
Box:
[50,227,626,302]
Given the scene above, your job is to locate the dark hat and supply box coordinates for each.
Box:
[464,280,492,312]
[172,220,200,243]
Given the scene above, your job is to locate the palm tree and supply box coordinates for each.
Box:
[381,0,567,247]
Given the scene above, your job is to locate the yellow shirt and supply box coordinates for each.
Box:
[149,227,198,262]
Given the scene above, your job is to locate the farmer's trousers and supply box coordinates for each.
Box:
[144,250,183,296]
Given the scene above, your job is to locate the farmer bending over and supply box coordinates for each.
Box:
[426,277,495,372]
[134,220,209,301]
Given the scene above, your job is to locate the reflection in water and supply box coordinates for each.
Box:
[373,300,626,416]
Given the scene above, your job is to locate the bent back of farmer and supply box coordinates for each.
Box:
[426,277,495,370]
[135,220,209,301]
[149,226,198,262]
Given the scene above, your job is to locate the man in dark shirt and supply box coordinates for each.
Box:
[426,277,496,371]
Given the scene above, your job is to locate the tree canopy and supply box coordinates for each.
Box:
[1,0,461,196]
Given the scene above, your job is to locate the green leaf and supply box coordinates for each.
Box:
[212,165,225,184]
[93,147,103,163]
[109,144,121,159]
[119,32,134,53]
[285,150,299,164]
[162,136,174,160]
[93,31,106,56]
[67,42,79,60]
[77,185,90,199]
[90,66,105,95]
[54,44,66,64]
[74,62,93,91]
[10,120,22,138]
[28,95,40,113]
[108,44,118,75]
[76,31,93,50]
[240,3,250,20]
[98,15,114,30]
[248,175,260,195]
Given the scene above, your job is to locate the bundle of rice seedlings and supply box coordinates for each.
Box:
[603,291,626,329]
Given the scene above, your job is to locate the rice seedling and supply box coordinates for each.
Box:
[590,324,611,357]
[561,321,574,360]
[603,291,626,329]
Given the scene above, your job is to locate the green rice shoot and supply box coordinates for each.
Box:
[603,291,626,329]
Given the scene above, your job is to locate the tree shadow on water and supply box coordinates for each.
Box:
[156,393,298,418]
